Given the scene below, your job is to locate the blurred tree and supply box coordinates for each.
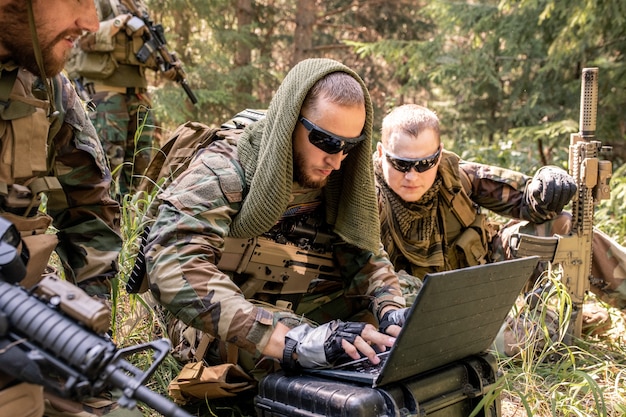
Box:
[143,0,625,169]
[350,0,626,168]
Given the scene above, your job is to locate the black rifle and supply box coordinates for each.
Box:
[122,0,197,105]
[0,218,192,417]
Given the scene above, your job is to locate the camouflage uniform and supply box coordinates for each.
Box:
[375,150,626,309]
[69,0,157,197]
[0,59,122,416]
[0,61,122,296]
[146,138,405,361]
[145,58,407,369]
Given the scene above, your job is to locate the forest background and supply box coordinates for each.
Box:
[118,0,626,415]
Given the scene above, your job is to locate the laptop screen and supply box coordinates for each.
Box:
[307,256,539,387]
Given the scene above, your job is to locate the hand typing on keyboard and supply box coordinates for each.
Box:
[282,320,396,369]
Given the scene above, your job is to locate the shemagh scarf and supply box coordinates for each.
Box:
[374,153,446,268]
[230,58,380,253]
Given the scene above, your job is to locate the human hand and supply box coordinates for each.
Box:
[283,320,395,369]
[527,166,577,213]
[162,64,180,82]
[378,308,410,337]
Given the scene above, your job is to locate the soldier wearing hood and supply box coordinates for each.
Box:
[145,58,414,374]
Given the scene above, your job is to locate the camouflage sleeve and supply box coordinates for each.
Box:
[460,161,552,223]
[47,74,122,297]
[334,242,406,320]
[145,147,279,357]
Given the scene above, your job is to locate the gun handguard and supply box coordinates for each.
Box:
[0,281,193,417]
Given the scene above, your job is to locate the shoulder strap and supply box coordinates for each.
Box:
[440,168,476,228]
[0,69,18,108]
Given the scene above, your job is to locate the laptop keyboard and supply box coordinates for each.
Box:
[334,351,390,374]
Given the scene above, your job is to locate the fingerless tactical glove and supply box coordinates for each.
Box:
[378,308,410,333]
[282,320,366,369]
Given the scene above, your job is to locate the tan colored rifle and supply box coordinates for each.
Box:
[219,236,340,303]
[510,67,612,339]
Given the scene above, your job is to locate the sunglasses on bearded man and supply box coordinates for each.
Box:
[384,146,442,173]
[299,116,366,155]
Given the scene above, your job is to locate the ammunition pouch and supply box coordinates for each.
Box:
[112,29,158,71]
[451,213,490,268]
[0,382,44,417]
[1,212,58,288]
[66,50,118,80]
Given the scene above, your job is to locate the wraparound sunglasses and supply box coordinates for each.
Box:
[299,116,366,155]
[384,146,441,173]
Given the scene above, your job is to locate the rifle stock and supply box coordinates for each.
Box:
[511,68,612,339]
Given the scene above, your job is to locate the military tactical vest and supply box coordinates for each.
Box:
[0,65,67,287]
[439,163,490,270]
[0,66,65,212]
[67,0,156,85]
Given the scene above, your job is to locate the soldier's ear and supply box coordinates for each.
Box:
[376,141,384,158]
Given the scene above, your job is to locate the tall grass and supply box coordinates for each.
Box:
[109,129,626,416]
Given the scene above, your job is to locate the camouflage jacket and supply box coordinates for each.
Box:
[0,62,122,295]
[145,138,405,358]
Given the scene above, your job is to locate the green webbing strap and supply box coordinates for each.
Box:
[26,0,55,116]
[0,69,19,107]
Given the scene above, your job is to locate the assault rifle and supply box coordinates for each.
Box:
[510,68,612,339]
[0,218,193,417]
[128,213,341,310]
[121,0,197,105]
[220,216,341,308]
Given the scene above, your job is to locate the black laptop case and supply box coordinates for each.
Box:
[255,353,500,417]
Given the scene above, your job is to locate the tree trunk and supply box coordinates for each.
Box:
[292,0,315,66]
[235,0,253,95]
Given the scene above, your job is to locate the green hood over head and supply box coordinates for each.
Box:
[231,58,380,253]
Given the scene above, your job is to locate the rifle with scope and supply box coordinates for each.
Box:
[510,67,612,339]
[0,217,193,417]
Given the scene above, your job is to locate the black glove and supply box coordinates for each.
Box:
[378,308,410,333]
[282,320,366,369]
[527,166,577,214]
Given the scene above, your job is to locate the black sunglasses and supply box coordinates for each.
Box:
[384,147,441,173]
[299,116,366,155]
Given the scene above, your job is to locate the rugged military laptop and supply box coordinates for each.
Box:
[255,256,540,417]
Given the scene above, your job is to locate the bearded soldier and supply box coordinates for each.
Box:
[0,0,124,415]
[144,59,418,391]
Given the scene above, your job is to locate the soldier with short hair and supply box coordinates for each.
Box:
[145,59,413,382]
[374,104,626,354]
[0,0,127,415]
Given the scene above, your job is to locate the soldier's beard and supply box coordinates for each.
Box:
[293,151,329,189]
[0,2,70,77]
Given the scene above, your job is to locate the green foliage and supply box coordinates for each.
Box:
[112,1,626,415]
